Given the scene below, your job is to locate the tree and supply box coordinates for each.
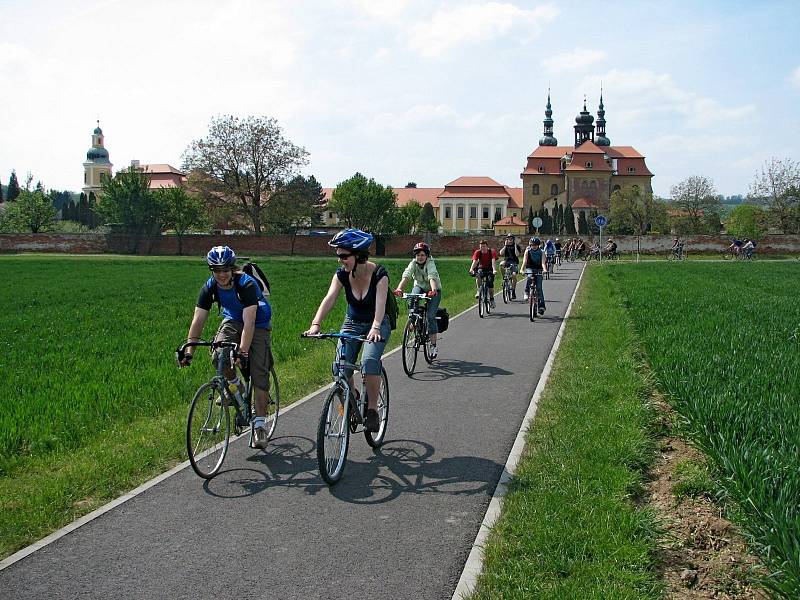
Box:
[182,115,309,234]
[328,172,398,234]
[419,202,439,233]
[609,188,669,235]
[94,166,162,252]
[578,211,589,234]
[155,185,208,255]
[7,171,20,202]
[0,188,58,232]
[394,201,423,235]
[0,181,4,203]
[265,175,325,254]
[670,175,721,233]
[726,204,768,240]
[557,203,565,234]
[405,182,417,188]
[564,203,576,234]
[749,157,800,233]
[527,206,535,234]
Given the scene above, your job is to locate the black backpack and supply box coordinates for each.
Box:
[209,262,270,312]
[374,265,398,330]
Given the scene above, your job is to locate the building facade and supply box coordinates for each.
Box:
[82,121,113,197]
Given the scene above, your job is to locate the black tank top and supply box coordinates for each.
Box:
[336,265,389,323]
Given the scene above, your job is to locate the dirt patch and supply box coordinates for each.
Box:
[646,401,767,599]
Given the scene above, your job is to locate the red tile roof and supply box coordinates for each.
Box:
[571,198,602,208]
[527,146,572,158]
[493,215,527,226]
[505,186,523,208]
[445,176,503,187]
[564,160,612,172]
[606,146,644,158]
[573,140,607,154]
[142,163,186,175]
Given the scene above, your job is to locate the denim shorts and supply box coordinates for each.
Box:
[339,316,391,375]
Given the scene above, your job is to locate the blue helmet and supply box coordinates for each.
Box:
[206,245,236,267]
[328,228,373,252]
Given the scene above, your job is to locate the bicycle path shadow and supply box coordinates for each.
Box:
[408,359,513,382]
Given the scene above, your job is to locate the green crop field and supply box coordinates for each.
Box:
[0,254,479,558]
[611,262,800,598]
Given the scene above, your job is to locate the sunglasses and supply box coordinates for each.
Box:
[336,253,353,260]
[209,267,232,273]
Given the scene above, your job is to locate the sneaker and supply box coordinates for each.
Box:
[429,344,438,359]
[364,409,380,432]
[539,306,546,315]
[253,425,269,449]
[490,298,496,308]
[511,291,517,299]
[475,292,480,299]
[523,293,529,301]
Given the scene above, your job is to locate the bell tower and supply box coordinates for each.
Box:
[82,120,113,197]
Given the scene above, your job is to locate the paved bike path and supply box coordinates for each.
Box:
[1,263,584,600]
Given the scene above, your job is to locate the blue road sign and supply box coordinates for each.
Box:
[594,215,607,227]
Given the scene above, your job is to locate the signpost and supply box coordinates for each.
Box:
[594,215,607,261]
[532,216,543,235]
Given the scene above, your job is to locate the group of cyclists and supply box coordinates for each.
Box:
[177,230,558,443]
[726,237,757,259]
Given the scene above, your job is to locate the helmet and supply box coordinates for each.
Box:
[505,233,515,239]
[206,245,236,267]
[531,237,541,245]
[413,242,430,256]
[555,238,560,242]
[328,228,373,252]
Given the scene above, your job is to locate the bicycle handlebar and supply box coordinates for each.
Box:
[175,340,243,367]
[300,332,372,343]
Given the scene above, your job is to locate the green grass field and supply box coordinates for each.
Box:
[611,262,800,598]
[0,254,479,558]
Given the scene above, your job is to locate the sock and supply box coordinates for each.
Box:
[226,376,241,389]
[254,416,266,428]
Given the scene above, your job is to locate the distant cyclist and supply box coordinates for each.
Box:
[554,238,562,265]
[303,229,390,432]
[727,238,743,256]
[672,237,684,259]
[520,237,547,313]
[179,245,274,448]
[742,238,756,259]
[544,238,557,270]
[394,242,442,358]
[469,240,498,309]
[498,234,523,299]
[605,237,618,258]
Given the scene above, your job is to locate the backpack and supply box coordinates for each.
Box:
[375,265,398,330]
[435,308,449,333]
[209,262,270,313]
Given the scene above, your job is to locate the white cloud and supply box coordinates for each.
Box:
[407,2,558,59]
[788,66,800,89]
[341,0,415,21]
[540,47,607,73]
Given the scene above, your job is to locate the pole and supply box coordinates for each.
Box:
[599,226,603,262]
[637,234,640,263]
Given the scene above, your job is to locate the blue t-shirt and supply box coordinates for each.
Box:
[197,273,272,328]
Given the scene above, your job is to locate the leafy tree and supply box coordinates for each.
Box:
[564,203,576,234]
[265,174,325,254]
[609,188,669,235]
[94,166,161,252]
[0,188,58,232]
[7,171,20,202]
[394,201,423,235]
[670,175,721,233]
[182,115,309,234]
[419,202,438,233]
[155,186,208,255]
[557,203,565,234]
[405,182,417,188]
[328,172,397,234]
[527,206,535,234]
[749,157,800,233]
[577,210,589,234]
[726,204,768,240]
[0,181,4,203]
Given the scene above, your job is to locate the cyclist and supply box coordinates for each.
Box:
[605,237,618,258]
[303,228,390,432]
[671,237,684,259]
[554,238,562,265]
[727,238,743,256]
[394,242,442,358]
[742,238,755,259]
[498,234,523,299]
[179,246,274,449]
[520,237,547,313]
[469,239,498,308]
[544,238,557,270]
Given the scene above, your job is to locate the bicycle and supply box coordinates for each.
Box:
[667,246,686,261]
[721,247,740,260]
[400,292,436,376]
[545,254,555,278]
[301,332,389,485]
[176,340,280,479]
[471,269,494,318]
[500,266,515,304]
[524,269,541,322]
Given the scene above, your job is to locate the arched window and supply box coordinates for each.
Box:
[538,164,545,173]
[532,184,540,195]
[550,184,558,195]
[586,161,593,169]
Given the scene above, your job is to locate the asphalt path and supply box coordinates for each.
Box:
[1,261,583,600]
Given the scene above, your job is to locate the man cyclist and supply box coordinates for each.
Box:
[520,237,547,313]
[742,238,756,259]
[544,238,557,271]
[498,234,523,299]
[469,239,498,309]
[671,237,684,259]
[394,241,442,358]
[605,237,618,258]
[727,238,743,256]
[179,246,274,449]
[554,238,563,265]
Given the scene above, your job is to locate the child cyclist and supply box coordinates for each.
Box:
[303,229,390,432]
[394,241,442,358]
[178,246,274,449]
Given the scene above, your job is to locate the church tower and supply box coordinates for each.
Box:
[538,90,558,146]
[573,98,595,146]
[82,121,112,197]
[595,90,610,146]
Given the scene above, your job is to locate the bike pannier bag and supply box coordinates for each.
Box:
[435,308,449,333]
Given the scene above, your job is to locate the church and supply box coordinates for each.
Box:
[322,91,655,234]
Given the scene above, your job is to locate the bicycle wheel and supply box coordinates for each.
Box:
[423,324,435,364]
[317,387,350,485]
[187,382,230,479]
[364,367,390,448]
[484,285,492,315]
[502,279,509,304]
[401,320,418,376]
[477,285,485,318]
[529,291,535,322]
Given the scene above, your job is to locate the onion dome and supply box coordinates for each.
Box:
[595,91,610,146]
[86,146,109,161]
[575,101,594,125]
[539,90,558,146]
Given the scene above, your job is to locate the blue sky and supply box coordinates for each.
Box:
[1,0,798,198]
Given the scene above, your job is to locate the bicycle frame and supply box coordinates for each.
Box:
[177,341,250,418]
[403,293,430,343]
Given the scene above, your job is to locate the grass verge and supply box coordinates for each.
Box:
[470,266,661,599]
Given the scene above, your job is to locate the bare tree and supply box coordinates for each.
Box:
[749,157,800,233]
[182,115,309,234]
[670,175,721,234]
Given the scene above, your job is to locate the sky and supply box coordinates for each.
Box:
[1,0,799,198]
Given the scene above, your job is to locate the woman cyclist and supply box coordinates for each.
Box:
[394,241,442,358]
[304,229,390,432]
[179,246,274,448]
